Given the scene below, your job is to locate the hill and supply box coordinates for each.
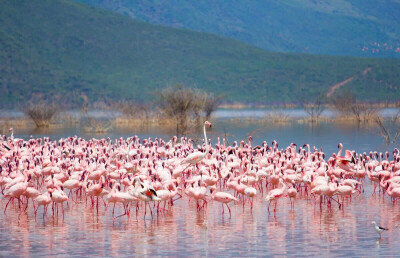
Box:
[0,0,400,108]
[75,0,400,58]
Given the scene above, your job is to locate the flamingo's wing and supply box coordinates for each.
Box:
[182,152,201,164]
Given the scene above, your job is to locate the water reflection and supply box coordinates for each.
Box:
[2,186,400,256]
[1,108,399,120]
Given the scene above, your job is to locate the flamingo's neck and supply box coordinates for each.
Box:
[337,144,343,157]
[203,123,209,155]
[280,180,286,190]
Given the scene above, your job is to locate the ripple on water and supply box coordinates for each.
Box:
[1,188,400,256]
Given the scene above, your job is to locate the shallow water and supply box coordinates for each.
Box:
[1,118,399,256]
[213,108,400,118]
[1,185,399,256]
[9,119,397,154]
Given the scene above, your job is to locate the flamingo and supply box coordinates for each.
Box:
[181,121,212,170]
[335,184,358,208]
[191,181,209,210]
[335,143,355,171]
[86,176,106,213]
[265,178,287,214]
[244,186,257,209]
[386,183,400,204]
[287,183,297,209]
[2,131,400,223]
[210,186,237,217]
[156,184,181,212]
[34,191,52,218]
[3,174,30,214]
[23,183,41,211]
[50,186,68,218]
[130,177,161,218]
[62,172,84,201]
[109,183,136,219]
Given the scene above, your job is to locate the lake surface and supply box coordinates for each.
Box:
[2,107,399,119]
[1,181,399,256]
[1,112,399,256]
[6,117,398,155]
[214,107,400,118]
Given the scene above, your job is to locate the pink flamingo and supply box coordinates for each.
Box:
[386,183,400,204]
[287,183,297,209]
[265,178,287,214]
[86,177,106,214]
[34,191,52,218]
[3,174,30,214]
[210,186,237,217]
[335,143,355,171]
[23,182,41,211]
[156,184,181,212]
[244,186,257,209]
[335,184,358,208]
[109,183,136,219]
[50,186,68,218]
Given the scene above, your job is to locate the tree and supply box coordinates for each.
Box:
[330,89,380,123]
[202,92,223,120]
[301,95,325,123]
[158,84,219,136]
[23,101,59,128]
[375,110,400,145]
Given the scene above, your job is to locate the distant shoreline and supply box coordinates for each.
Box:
[218,102,400,109]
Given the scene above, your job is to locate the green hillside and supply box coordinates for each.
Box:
[75,0,400,58]
[0,0,400,108]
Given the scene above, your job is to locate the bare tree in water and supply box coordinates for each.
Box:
[301,94,325,123]
[375,109,400,145]
[330,89,380,123]
[159,84,220,136]
[23,101,59,128]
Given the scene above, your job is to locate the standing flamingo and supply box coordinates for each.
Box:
[287,183,297,209]
[210,186,237,218]
[34,191,52,218]
[130,177,161,218]
[50,186,68,218]
[3,174,30,214]
[181,121,212,170]
[336,143,355,171]
[244,186,257,209]
[265,178,287,214]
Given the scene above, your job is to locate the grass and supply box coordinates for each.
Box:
[83,118,113,133]
[265,111,291,124]
[0,0,400,108]
[0,118,30,133]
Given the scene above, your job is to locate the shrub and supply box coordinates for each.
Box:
[375,110,400,145]
[302,97,325,123]
[23,102,58,127]
[158,84,219,136]
[330,90,380,122]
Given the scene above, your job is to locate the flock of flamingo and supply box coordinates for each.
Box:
[0,121,399,223]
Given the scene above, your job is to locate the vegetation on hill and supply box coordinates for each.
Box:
[75,0,400,57]
[0,0,400,108]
